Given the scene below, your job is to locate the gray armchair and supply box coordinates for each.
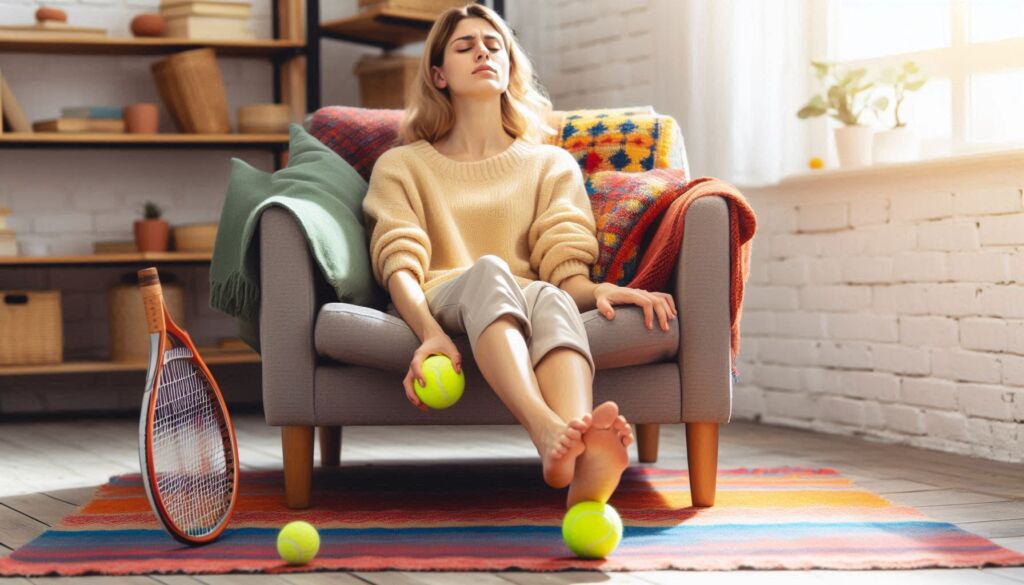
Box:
[258,127,733,510]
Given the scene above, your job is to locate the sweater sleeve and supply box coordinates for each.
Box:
[362,152,432,289]
[528,150,599,288]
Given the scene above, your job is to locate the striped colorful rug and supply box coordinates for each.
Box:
[1,463,1022,576]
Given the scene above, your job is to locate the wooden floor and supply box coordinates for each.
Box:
[1,413,1023,584]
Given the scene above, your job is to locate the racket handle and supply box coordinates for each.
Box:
[138,267,165,334]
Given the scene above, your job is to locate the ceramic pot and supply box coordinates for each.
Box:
[134,219,170,252]
[834,125,874,168]
[873,126,921,164]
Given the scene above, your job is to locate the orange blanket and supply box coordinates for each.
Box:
[626,177,757,383]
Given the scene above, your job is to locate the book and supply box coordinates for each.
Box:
[0,22,108,39]
[32,117,126,133]
[163,16,255,40]
[60,106,124,120]
[0,72,32,133]
[160,3,252,18]
[0,229,16,257]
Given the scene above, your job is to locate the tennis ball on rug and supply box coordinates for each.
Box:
[562,500,623,559]
[277,520,320,565]
[413,353,465,409]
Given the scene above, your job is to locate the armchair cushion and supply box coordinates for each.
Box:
[587,168,690,285]
[314,302,678,372]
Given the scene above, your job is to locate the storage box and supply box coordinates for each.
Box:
[151,48,231,134]
[0,290,63,366]
[354,54,420,109]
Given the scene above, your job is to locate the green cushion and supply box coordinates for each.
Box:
[211,123,385,352]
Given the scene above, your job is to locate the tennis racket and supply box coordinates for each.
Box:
[137,266,239,545]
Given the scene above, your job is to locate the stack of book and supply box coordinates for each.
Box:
[32,106,125,133]
[0,208,15,256]
[160,0,255,40]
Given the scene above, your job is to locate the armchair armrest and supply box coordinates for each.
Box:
[674,195,733,422]
[259,206,317,426]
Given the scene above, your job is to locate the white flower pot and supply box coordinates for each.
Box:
[834,125,874,168]
[873,126,921,164]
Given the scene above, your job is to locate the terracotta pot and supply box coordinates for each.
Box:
[131,13,165,37]
[134,219,170,252]
[124,103,159,133]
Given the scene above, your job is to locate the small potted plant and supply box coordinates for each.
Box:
[134,201,169,253]
[797,60,888,168]
[873,61,928,163]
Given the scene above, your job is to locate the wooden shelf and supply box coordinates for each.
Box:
[319,5,436,49]
[0,132,289,148]
[0,347,260,376]
[0,252,213,266]
[0,35,305,57]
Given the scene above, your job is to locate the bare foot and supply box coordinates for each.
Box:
[538,414,592,489]
[566,401,630,507]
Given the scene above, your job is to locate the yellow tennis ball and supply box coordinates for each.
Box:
[562,501,623,559]
[277,520,320,565]
[413,354,465,409]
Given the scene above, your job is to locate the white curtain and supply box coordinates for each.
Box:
[652,0,812,187]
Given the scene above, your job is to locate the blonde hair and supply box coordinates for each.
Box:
[398,3,556,146]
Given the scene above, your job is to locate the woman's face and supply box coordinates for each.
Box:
[432,17,510,100]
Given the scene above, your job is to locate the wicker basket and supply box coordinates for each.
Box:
[0,290,63,366]
[108,281,185,362]
[172,222,218,252]
[357,0,468,15]
[151,48,231,133]
[354,54,420,109]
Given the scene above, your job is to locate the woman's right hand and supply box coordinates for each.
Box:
[404,332,462,412]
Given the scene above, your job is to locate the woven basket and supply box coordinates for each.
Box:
[354,55,420,109]
[0,290,63,366]
[357,0,467,15]
[108,281,185,362]
[172,222,217,252]
[151,48,231,133]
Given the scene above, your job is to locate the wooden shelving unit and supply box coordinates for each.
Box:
[318,5,436,50]
[0,347,260,376]
[0,3,307,381]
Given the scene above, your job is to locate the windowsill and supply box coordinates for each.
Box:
[778,147,1024,188]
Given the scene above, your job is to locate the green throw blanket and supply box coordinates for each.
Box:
[209,123,385,352]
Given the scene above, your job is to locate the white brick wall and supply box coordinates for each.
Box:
[739,165,1024,463]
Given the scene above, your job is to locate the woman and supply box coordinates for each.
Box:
[361,4,676,508]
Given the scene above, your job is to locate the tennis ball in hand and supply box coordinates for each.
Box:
[413,354,465,409]
[562,500,623,559]
[277,520,320,565]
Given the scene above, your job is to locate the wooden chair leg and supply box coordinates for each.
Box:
[686,422,719,507]
[319,426,341,467]
[636,423,660,463]
[282,426,313,509]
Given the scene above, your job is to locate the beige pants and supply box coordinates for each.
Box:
[390,255,595,378]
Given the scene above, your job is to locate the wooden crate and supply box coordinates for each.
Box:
[0,290,62,365]
[354,54,420,109]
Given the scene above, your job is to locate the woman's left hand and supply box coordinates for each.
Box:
[594,282,677,332]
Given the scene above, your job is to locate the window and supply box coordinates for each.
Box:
[813,0,1024,157]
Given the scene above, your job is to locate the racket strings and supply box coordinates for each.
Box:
[151,339,233,538]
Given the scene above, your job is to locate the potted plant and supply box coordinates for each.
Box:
[797,61,888,168]
[134,201,169,253]
[873,61,928,163]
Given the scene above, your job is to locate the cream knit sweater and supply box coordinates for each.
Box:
[361,136,600,296]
